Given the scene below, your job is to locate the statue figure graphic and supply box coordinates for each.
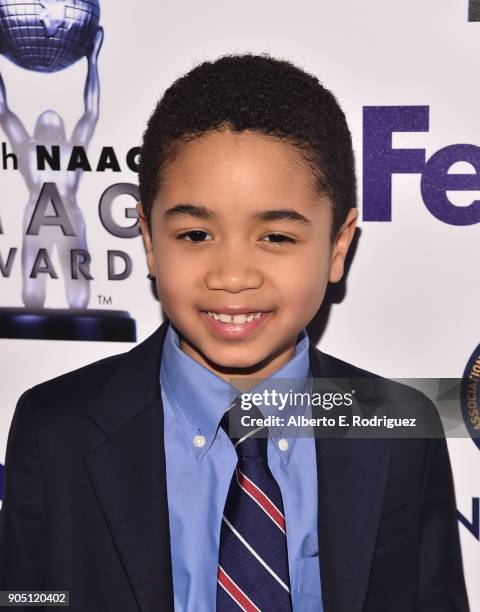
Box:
[0,26,103,309]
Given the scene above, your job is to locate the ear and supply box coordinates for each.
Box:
[329,208,358,283]
[136,202,156,278]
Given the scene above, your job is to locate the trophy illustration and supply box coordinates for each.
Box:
[0,0,136,341]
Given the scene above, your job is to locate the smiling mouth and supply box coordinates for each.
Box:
[205,311,268,324]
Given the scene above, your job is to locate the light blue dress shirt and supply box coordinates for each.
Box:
[160,321,323,611]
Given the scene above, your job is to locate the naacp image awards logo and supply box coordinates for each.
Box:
[0,0,136,341]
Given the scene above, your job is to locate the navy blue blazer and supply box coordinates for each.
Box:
[0,319,470,611]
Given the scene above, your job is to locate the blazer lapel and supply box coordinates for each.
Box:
[82,320,173,612]
[309,347,391,612]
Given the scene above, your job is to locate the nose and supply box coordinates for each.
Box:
[205,241,263,293]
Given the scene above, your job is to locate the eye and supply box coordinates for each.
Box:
[176,230,213,243]
[262,233,297,245]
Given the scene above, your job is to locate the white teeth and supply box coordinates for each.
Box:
[206,311,265,324]
[231,314,249,324]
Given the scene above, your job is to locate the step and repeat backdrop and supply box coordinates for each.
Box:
[0,0,478,605]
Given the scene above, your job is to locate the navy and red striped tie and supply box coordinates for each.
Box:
[216,396,293,611]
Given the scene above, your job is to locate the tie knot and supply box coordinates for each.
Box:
[220,395,268,460]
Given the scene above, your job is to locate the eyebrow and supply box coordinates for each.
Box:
[163,203,312,225]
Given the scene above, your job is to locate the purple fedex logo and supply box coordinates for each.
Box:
[363,106,480,226]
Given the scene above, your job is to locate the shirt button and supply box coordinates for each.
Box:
[193,434,206,448]
[278,438,289,451]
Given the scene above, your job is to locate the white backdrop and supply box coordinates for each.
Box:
[0,0,478,606]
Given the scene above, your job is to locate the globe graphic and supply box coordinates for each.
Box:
[0,0,100,72]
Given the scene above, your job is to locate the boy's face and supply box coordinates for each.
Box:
[138,128,357,381]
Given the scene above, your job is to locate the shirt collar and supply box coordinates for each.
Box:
[160,321,311,464]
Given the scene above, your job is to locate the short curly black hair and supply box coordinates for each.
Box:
[138,53,356,242]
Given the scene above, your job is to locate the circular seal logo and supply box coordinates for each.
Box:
[461,343,480,450]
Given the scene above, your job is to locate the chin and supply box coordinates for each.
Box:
[205,346,271,371]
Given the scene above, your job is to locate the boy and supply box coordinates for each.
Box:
[0,54,469,611]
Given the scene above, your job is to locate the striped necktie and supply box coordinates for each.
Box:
[216,395,293,611]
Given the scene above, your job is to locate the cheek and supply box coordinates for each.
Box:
[276,245,331,309]
[153,240,199,308]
